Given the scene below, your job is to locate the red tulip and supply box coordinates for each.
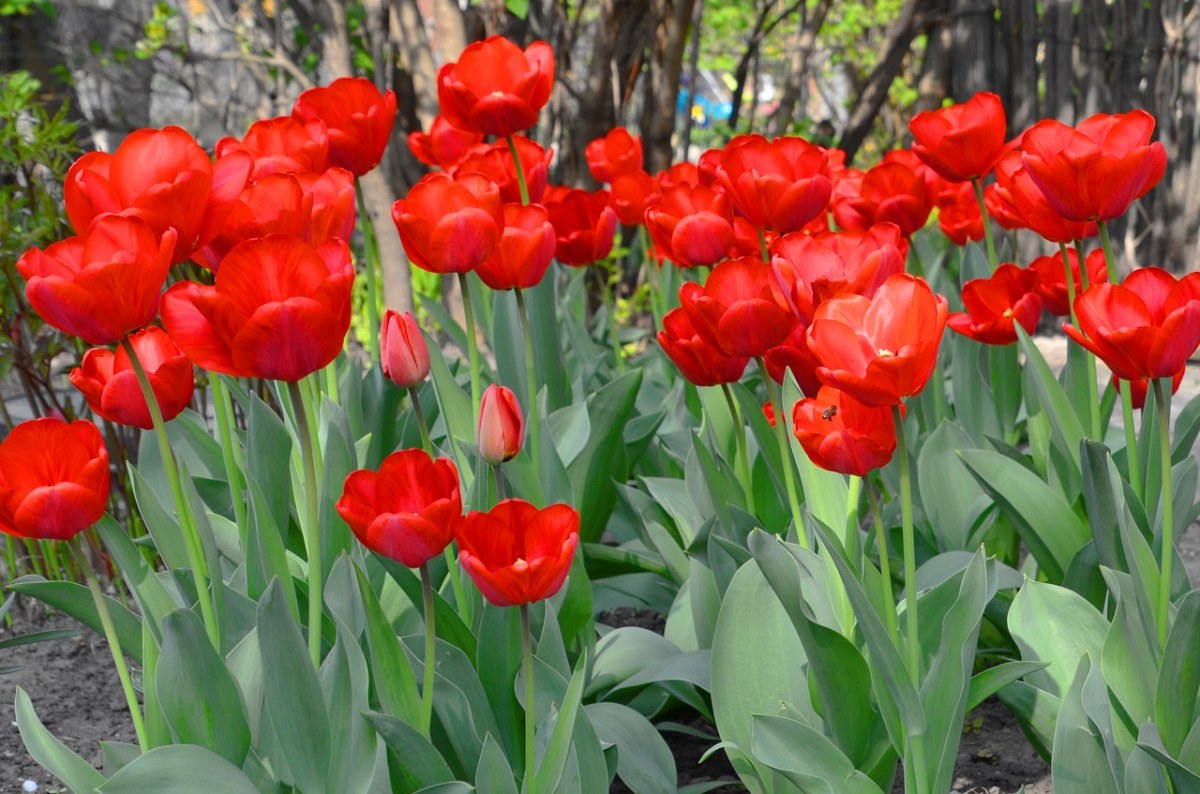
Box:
[478,384,525,464]
[909,92,1007,183]
[716,135,832,233]
[934,181,985,246]
[1029,248,1108,317]
[297,167,358,247]
[793,387,898,476]
[770,223,908,324]
[947,263,1044,345]
[1021,110,1167,222]
[657,306,750,387]
[392,173,504,274]
[679,256,798,359]
[656,161,703,190]
[65,126,251,264]
[381,310,431,389]
[1063,267,1200,381]
[987,149,1098,243]
[585,127,644,183]
[451,135,551,204]
[808,273,948,407]
[475,203,556,290]
[543,186,618,265]
[831,160,933,238]
[69,327,194,430]
[292,76,398,176]
[455,499,579,606]
[407,114,485,170]
[645,182,736,268]
[762,401,777,427]
[215,116,329,183]
[18,214,176,345]
[763,324,825,396]
[1115,369,1185,411]
[609,170,661,226]
[0,418,109,541]
[160,235,354,382]
[437,36,555,138]
[337,449,461,568]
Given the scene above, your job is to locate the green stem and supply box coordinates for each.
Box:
[121,338,218,647]
[599,269,625,374]
[515,288,541,477]
[409,385,434,453]
[492,463,508,502]
[288,379,324,668]
[211,376,249,543]
[1121,381,1143,500]
[893,404,920,684]
[1098,221,1120,284]
[757,358,806,546]
[71,538,147,751]
[720,382,756,516]
[642,228,664,328]
[357,184,382,365]
[1153,378,1174,647]
[521,603,537,792]
[1061,243,1102,440]
[505,135,531,206]
[865,478,900,648]
[972,178,998,273]
[757,229,770,264]
[458,272,483,423]
[419,563,437,738]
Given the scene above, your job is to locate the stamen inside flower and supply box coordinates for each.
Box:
[1003,308,1014,318]
[878,348,895,357]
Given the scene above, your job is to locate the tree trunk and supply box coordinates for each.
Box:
[766,0,834,137]
[949,0,995,97]
[1042,0,1074,122]
[913,11,951,115]
[643,0,697,174]
[1002,0,1038,134]
[391,0,440,128]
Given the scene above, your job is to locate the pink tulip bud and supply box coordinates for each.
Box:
[381,310,430,388]
[478,384,524,464]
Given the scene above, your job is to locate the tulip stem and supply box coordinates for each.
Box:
[757,358,807,546]
[1060,243,1102,440]
[1153,378,1174,648]
[515,288,541,478]
[720,382,756,517]
[211,375,249,546]
[357,184,382,365]
[492,463,508,502]
[410,388,467,618]
[893,404,920,685]
[505,135,531,206]
[1096,226,1143,497]
[458,272,483,424]
[757,229,770,265]
[971,178,998,273]
[1097,221,1120,284]
[521,603,538,792]
[419,563,438,738]
[288,379,324,668]
[865,478,900,648]
[599,266,625,374]
[409,385,434,454]
[121,338,219,648]
[71,538,147,752]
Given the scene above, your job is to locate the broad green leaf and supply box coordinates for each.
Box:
[246,390,295,536]
[378,556,476,658]
[586,703,676,794]
[14,687,107,792]
[476,603,523,765]
[321,569,377,794]
[96,514,179,639]
[1051,656,1119,794]
[475,734,519,794]
[1156,591,1200,756]
[1099,570,1158,731]
[1017,326,1085,473]
[967,662,1049,712]
[569,370,642,543]
[1136,723,1200,793]
[364,711,455,792]
[751,714,884,793]
[532,650,588,792]
[587,627,683,697]
[97,745,258,793]
[8,575,142,663]
[917,422,985,551]
[129,462,189,571]
[355,565,421,726]
[1009,580,1107,699]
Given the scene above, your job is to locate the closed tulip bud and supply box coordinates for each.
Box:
[478,384,524,464]
[381,310,430,388]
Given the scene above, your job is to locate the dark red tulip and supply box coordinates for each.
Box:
[1063,267,1200,381]
[160,235,354,382]
[987,149,1098,243]
[392,173,504,274]
[215,116,329,183]
[337,449,461,568]
[657,307,750,387]
[793,386,898,476]
[407,114,485,170]
[475,203,556,290]
[1021,110,1167,222]
[947,263,1044,345]
[716,135,833,234]
[455,499,579,606]
[645,182,736,268]
[543,186,618,265]
[831,160,933,238]
[679,256,798,359]
[292,76,397,176]
[70,327,194,430]
[909,92,1007,182]
[18,214,176,345]
[381,310,430,389]
[0,418,109,541]
[451,135,551,204]
[437,36,555,137]
[1029,248,1108,317]
[585,127,644,183]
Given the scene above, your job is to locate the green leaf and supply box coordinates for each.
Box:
[569,370,642,543]
[8,575,142,663]
[967,662,1049,712]
[97,745,258,793]
[246,390,295,536]
[355,565,421,726]
[751,714,884,793]
[378,556,476,659]
[364,711,455,791]
[476,603,523,765]
[14,687,107,792]
[917,422,985,551]
[532,650,588,792]
[96,514,179,639]
[1017,326,1085,474]
[475,734,519,794]
[1156,590,1200,757]
[585,703,676,794]
[1051,656,1119,794]
[1008,580,1107,700]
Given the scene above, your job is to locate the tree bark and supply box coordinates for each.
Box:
[643,0,697,174]
[949,0,995,97]
[766,0,834,137]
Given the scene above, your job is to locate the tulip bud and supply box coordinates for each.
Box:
[381,310,430,388]
[477,384,524,464]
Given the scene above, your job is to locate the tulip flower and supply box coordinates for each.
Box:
[934,181,985,246]
[987,149,1098,243]
[292,76,398,176]
[1063,267,1200,381]
[947,263,1044,345]
[70,327,194,430]
[65,126,250,264]
[1116,369,1185,411]
[645,183,736,268]
[478,384,525,464]
[380,310,431,388]
[609,170,660,226]
[437,35,555,137]
[792,386,898,476]
[337,449,461,567]
[715,134,833,234]
[1021,110,1167,222]
[454,499,580,606]
[475,203,557,291]
[1029,248,1107,317]
[543,186,618,265]
[909,91,1008,183]
[762,325,824,397]
[18,214,176,345]
[392,173,504,274]
[160,235,354,382]
[407,113,485,170]
[0,417,110,541]
[657,306,750,387]
[656,161,703,189]
[215,115,330,183]
[585,127,644,183]
[808,273,948,407]
[831,160,933,238]
[451,135,551,204]
[679,256,799,360]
